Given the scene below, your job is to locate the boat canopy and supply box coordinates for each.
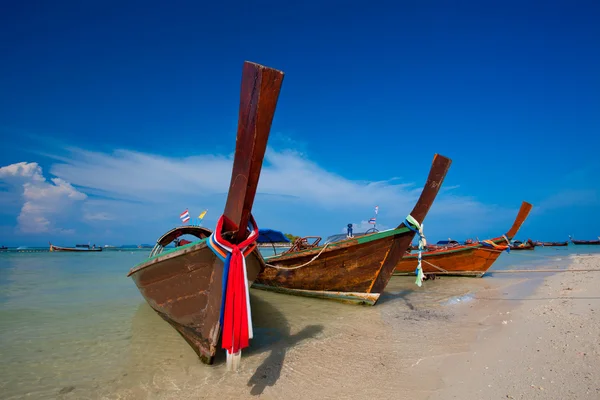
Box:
[257,229,290,244]
[156,226,212,247]
[436,240,460,246]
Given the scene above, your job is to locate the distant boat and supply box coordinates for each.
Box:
[0,246,8,251]
[49,243,102,252]
[533,241,568,247]
[569,235,600,245]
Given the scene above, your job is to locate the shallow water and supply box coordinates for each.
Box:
[0,245,599,399]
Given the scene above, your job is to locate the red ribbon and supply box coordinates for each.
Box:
[213,214,259,355]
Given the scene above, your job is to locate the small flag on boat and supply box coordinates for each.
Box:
[368,218,376,224]
[180,209,190,223]
[375,206,379,215]
[198,210,207,220]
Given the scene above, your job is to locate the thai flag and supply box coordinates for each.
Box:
[180,209,190,223]
[369,218,376,224]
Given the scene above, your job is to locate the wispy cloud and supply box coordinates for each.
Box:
[0,145,566,243]
[534,189,598,214]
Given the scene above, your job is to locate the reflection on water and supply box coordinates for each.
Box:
[0,246,598,399]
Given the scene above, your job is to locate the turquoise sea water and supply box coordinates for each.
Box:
[0,245,599,398]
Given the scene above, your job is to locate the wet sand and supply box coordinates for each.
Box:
[10,253,598,399]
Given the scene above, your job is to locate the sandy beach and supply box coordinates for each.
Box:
[429,253,600,400]
[4,252,599,399]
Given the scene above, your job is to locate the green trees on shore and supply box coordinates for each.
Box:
[284,233,300,242]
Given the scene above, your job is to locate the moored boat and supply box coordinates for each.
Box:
[126,61,284,367]
[49,243,102,252]
[251,153,452,305]
[533,241,568,247]
[569,236,600,245]
[393,201,533,277]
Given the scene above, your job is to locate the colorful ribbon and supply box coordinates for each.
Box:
[207,214,258,370]
[405,215,426,287]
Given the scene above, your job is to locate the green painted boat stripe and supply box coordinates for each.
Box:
[356,227,410,244]
[132,238,208,268]
[264,226,411,260]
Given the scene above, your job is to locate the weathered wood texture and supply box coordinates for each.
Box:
[394,201,533,276]
[129,242,264,363]
[127,61,283,364]
[224,62,284,240]
[253,154,452,304]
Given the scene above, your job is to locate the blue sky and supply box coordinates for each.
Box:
[1,0,599,246]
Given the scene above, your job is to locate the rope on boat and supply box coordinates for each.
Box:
[412,268,600,275]
[422,258,449,273]
[405,215,426,287]
[265,243,330,270]
[486,268,600,273]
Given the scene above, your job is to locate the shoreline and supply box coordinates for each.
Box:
[427,253,600,399]
[4,253,599,399]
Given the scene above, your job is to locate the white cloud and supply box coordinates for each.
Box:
[0,162,87,234]
[48,147,421,213]
[0,161,46,183]
[0,146,531,241]
[43,146,500,239]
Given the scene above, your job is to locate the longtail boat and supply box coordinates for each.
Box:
[127,61,284,367]
[49,243,102,252]
[251,154,452,305]
[533,240,568,247]
[510,239,535,250]
[569,236,600,245]
[393,201,533,277]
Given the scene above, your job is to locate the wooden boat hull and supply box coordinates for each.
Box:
[253,228,409,305]
[534,241,568,247]
[49,244,102,252]
[571,240,600,245]
[128,240,264,364]
[394,243,503,277]
[253,154,452,305]
[126,61,284,365]
[394,201,533,277]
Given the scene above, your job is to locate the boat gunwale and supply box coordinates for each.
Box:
[402,236,507,258]
[399,200,533,260]
[263,226,411,261]
[127,238,209,276]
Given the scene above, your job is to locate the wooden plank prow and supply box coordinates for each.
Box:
[222,61,285,242]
